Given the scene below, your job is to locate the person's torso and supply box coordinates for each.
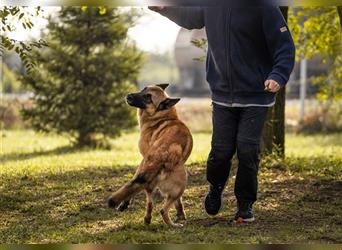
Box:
[203,7,275,104]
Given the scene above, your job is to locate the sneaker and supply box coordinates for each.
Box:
[204,184,224,215]
[234,201,255,224]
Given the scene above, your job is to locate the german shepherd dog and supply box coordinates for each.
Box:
[108,84,193,227]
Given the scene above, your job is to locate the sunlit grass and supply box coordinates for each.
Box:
[286,133,342,158]
[2,130,341,174]
[1,130,211,176]
[1,130,341,243]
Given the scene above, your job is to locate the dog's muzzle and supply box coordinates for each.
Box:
[126,94,134,105]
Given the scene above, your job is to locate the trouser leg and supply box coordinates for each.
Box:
[206,103,238,187]
[234,106,269,203]
[235,142,260,203]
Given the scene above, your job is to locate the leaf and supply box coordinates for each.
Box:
[8,44,15,50]
[26,22,32,29]
[99,7,107,15]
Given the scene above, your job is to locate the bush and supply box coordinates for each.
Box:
[298,103,342,134]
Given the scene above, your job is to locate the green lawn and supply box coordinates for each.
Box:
[1,130,341,243]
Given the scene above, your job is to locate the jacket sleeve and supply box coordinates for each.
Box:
[262,7,296,86]
[152,7,205,30]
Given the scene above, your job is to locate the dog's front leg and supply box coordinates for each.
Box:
[175,197,186,221]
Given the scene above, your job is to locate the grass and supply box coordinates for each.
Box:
[1,130,342,243]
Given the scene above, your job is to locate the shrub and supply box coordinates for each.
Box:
[20,7,143,148]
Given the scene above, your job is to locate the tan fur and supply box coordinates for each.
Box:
[108,85,193,227]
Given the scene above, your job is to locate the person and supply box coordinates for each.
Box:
[149,6,295,223]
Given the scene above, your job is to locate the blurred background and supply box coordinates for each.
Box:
[2,7,341,135]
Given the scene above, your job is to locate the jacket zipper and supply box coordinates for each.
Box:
[224,9,229,104]
[228,9,233,104]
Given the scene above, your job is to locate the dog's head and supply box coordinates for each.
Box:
[126,84,180,114]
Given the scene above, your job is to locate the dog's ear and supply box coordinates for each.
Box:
[157,98,180,111]
[156,83,169,90]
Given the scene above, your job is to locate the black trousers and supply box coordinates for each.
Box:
[206,103,269,203]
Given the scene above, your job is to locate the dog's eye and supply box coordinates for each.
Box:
[144,94,152,102]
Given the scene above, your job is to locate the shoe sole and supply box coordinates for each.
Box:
[234,216,255,224]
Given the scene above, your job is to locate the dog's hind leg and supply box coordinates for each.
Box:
[175,197,186,222]
[144,189,154,225]
[160,196,183,228]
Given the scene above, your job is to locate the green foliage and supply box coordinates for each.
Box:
[289,7,340,61]
[289,7,342,134]
[288,7,342,102]
[20,7,143,147]
[312,55,342,102]
[190,38,207,62]
[0,7,48,73]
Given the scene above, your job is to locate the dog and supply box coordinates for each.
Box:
[108,84,193,227]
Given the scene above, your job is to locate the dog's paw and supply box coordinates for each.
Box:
[107,197,118,208]
[175,214,186,222]
[172,223,184,228]
[144,216,152,225]
[117,201,130,212]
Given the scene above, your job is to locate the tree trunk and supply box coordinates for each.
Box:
[261,108,274,154]
[261,7,288,157]
[77,130,93,147]
[273,86,286,156]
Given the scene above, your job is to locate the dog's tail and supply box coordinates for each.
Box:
[108,181,144,208]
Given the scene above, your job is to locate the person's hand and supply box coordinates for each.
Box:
[148,6,165,11]
[264,79,281,92]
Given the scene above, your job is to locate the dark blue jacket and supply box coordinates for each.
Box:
[157,7,296,105]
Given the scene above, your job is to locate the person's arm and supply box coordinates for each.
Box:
[149,6,204,30]
[262,7,296,90]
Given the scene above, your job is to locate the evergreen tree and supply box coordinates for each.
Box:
[21,7,143,147]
